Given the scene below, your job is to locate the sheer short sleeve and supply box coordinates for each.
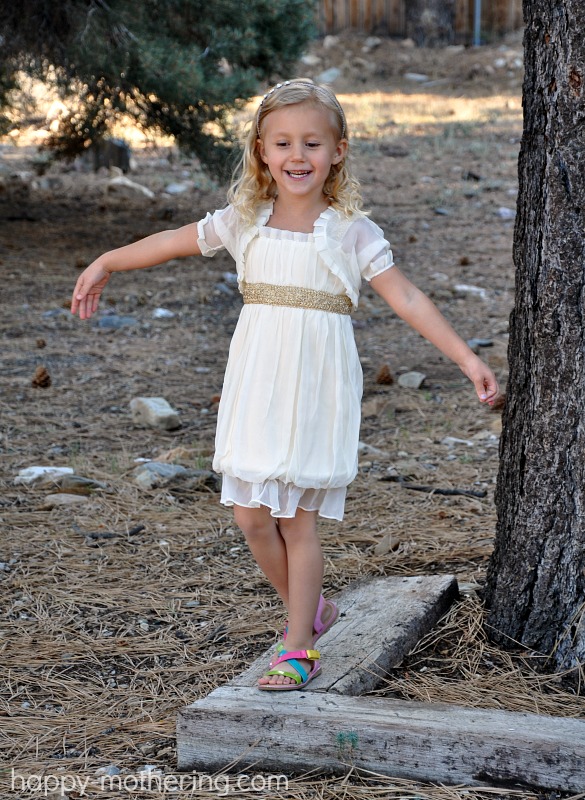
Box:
[197,205,238,259]
[344,216,394,282]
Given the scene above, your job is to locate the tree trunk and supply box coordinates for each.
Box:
[405,0,455,47]
[484,1,585,675]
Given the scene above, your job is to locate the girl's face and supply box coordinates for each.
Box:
[257,102,347,206]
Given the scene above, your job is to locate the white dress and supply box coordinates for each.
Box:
[197,203,394,521]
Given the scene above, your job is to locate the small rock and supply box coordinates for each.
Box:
[57,474,107,493]
[94,765,120,777]
[132,462,187,490]
[32,365,51,388]
[441,436,475,448]
[467,338,494,353]
[498,206,516,220]
[36,338,46,348]
[15,466,74,486]
[40,493,89,509]
[107,176,155,199]
[358,441,388,458]
[454,284,488,300]
[363,36,382,51]
[316,67,341,84]
[152,307,175,319]
[401,38,416,48]
[434,207,450,216]
[97,315,137,329]
[164,182,190,195]
[404,72,429,82]
[301,54,322,67]
[322,35,340,49]
[130,397,181,431]
[215,282,234,296]
[398,371,426,389]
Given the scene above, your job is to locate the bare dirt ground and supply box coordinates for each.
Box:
[2,32,584,800]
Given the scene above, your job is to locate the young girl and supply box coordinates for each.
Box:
[71,79,500,692]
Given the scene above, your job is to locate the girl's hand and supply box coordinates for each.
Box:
[71,261,111,320]
[463,356,501,407]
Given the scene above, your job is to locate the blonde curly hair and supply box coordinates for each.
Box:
[228,79,364,226]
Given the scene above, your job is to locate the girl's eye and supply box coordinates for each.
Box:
[276,141,289,147]
[306,142,320,148]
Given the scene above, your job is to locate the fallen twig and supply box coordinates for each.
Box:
[379,476,487,498]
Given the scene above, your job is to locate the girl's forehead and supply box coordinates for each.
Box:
[262,102,338,133]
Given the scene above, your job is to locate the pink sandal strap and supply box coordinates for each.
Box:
[272,648,320,667]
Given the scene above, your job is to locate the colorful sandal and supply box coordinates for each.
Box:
[259,648,321,692]
[270,595,339,668]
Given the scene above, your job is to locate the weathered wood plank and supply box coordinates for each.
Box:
[177,687,585,791]
[231,575,459,695]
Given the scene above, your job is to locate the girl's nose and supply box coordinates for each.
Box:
[290,143,305,161]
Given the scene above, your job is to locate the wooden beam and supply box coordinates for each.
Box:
[177,687,585,791]
[231,575,459,695]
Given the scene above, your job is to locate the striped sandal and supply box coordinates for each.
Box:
[258,648,321,691]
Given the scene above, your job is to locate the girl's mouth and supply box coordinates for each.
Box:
[286,170,311,179]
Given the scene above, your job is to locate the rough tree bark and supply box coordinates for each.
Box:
[405,0,455,47]
[484,1,585,674]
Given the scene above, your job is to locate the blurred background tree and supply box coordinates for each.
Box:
[0,0,316,175]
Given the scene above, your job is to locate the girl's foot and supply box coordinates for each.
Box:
[258,648,321,691]
[270,595,338,667]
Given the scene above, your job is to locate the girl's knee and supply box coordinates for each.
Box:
[278,509,318,541]
[233,505,275,539]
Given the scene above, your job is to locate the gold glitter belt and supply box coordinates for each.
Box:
[241,281,352,315]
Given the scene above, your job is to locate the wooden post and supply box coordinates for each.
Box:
[176,574,585,790]
[178,687,585,791]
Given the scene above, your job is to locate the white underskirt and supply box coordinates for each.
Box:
[220,474,346,521]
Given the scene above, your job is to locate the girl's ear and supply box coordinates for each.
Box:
[331,139,348,165]
[257,138,269,164]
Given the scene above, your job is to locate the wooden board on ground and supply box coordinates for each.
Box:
[177,573,585,790]
[177,686,585,791]
[232,574,459,695]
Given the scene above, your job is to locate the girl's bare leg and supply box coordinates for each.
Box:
[233,505,289,603]
[258,509,323,687]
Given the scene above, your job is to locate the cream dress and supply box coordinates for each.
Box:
[197,203,394,521]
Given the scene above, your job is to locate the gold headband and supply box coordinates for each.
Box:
[256,80,347,140]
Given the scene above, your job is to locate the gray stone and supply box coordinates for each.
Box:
[97,315,137,329]
[132,462,187,490]
[107,176,155,199]
[467,337,494,353]
[41,493,89,509]
[130,397,181,431]
[15,466,74,486]
[164,182,190,195]
[152,307,175,319]
[316,67,341,84]
[398,371,426,389]
[404,72,429,82]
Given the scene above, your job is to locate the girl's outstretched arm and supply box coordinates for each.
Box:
[370,267,501,406]
[71,222,201,319]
